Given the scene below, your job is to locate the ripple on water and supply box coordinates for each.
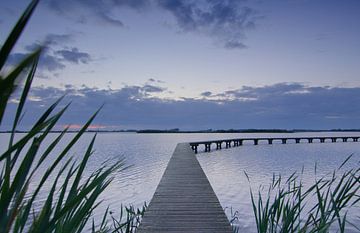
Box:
[197,142,360,233]
[1,132,360,232]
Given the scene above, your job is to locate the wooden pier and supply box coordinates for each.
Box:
[137,143,232,233]
[190,136,360,153]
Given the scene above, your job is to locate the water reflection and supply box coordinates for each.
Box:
[1,132,359,232]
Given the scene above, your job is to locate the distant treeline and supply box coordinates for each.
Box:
[136,128,360,134]
[136,129,293,133]
[1,128,360,134]
[0,129,137,133]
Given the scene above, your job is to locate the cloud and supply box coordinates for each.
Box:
[45,33,74,45]
[224,40,247,49]
[38,54,66,71]
[56,48,92,64]
[97,12,124,27]
[23,33,74,50]
[46,0,258,49]
[47,0,149,27]
[156,0,258,49]
[7,51,65,72]
[7,42,92,72]
[200,91,212,97]
[142,84,166,93]
[3,83,360,130]
[148,78,165,83]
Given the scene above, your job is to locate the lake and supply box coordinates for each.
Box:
[1,132,360,232]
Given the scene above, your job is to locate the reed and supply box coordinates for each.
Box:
[244,155,360,233]
[0,1,145,232]
[92,204,147,233]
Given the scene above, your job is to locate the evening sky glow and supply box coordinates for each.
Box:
[1,0,360,130]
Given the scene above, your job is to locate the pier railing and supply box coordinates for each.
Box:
[189,136,360,153]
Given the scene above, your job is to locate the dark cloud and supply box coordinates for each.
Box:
[24,42,43,52]
[142,84,166,93]
[148,78,165,83]
[38,54,66,71]
[115,0,150,9]
[23,33,74,51]
[157,0,197,30]
[47,0,150,27]
[46,0,257,49]
[200,91,212,97]
[97,12,124,27]
[224,40,247,49]
[7,51,65,72]
[7,43,92,72]
[56,48,92,64]
[7,53,29,66]
[45,33,74,45]
[157,0,258,49]
[3,83,360,130]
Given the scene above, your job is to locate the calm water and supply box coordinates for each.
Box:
[1,132,360,232]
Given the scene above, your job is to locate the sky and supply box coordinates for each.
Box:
[1,0,360,130]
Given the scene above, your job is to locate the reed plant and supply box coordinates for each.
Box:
[0,0,145,232]
[92,204,146,233]
[244,156,360,233]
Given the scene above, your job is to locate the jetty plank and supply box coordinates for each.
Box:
[137,143,232,233]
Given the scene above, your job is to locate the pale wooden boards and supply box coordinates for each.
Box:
[137,143,232,233]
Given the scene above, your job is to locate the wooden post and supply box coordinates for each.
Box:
[191,145,198,154]
[225,141,231,148]
[205,143,211,152]
[216,142,222,150]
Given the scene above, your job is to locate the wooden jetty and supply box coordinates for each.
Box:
[190,136,360,153]
[137,143,232,233]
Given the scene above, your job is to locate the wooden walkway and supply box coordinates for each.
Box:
[137,143,232,233]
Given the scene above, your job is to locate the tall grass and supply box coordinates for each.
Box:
[245,156,360,233]
[0,1,145,232]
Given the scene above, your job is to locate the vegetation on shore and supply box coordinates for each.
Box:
[0,1,145,232]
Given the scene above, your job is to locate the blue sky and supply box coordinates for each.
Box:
[1,0,360,130]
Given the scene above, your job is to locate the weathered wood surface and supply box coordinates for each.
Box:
[137,143,232,233]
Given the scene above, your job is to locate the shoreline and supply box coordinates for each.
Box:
[1,129,360,134]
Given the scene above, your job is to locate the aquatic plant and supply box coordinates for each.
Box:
[0,1,145,232]
[245,156,360,233]
[92,204,147,233]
